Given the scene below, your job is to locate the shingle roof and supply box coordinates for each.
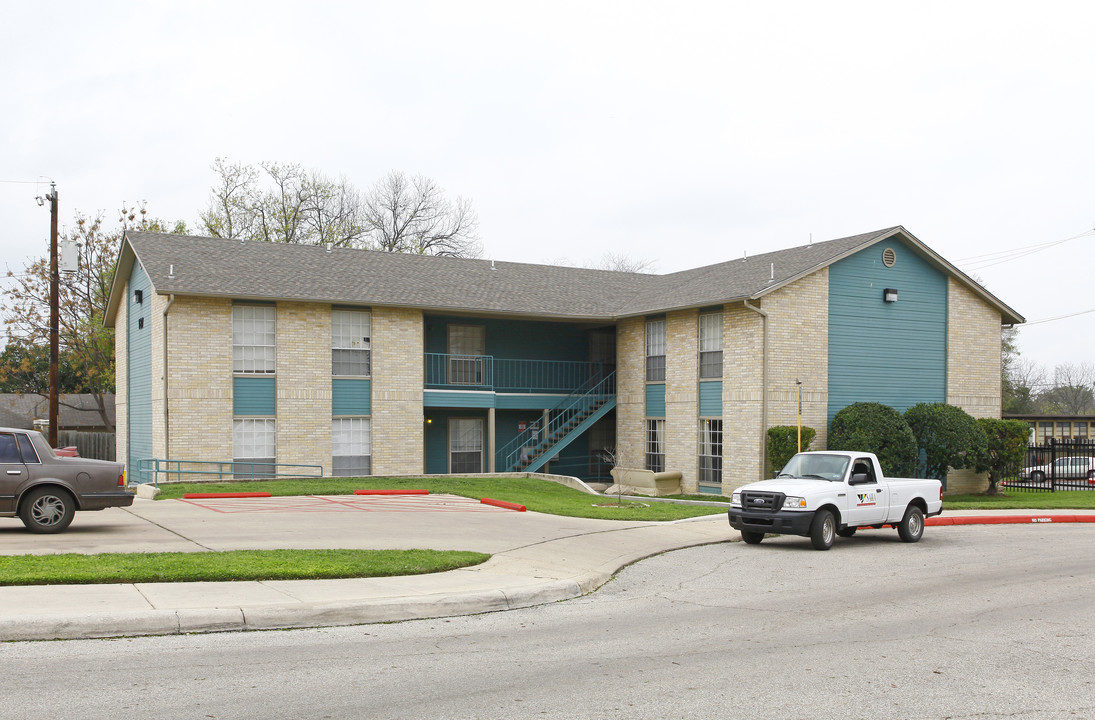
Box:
[106,226,1024,325]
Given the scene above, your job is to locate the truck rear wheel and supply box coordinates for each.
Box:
[740,531,764,545]
[897,505,924,543]
[810,509,835,550]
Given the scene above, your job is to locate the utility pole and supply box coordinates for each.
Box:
[46,183,59,448]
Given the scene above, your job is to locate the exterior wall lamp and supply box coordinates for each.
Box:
[883,288,898,303]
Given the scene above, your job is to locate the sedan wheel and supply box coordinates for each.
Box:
[20,487,76,534]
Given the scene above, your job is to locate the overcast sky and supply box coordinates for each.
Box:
[2,0,1092,379]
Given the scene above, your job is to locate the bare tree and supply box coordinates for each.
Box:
[200,162,480,257]
[1004,357,1047,415]
[1042,362,1095,414]
[361,171,481,257]
[596,252,656,273]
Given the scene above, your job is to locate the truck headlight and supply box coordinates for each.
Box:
[783,496,806,509]
[730,492,742,507]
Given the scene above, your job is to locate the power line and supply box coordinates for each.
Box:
[958,228,1095,271]
[1023,307,1095,327]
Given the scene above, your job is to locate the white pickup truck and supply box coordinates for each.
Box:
[728,451,943,550]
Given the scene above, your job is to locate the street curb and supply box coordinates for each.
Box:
[928,514,1095,526]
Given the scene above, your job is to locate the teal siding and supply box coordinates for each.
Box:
[828,240,947,421]
[127,263,153,480]
[234,377,276,415]
[699,381,723,416]
[424,315,589,361]
[424,390,494,408]
[424,410,489,474]
[495,393,567,410]
[332,378,371,415]
[646,384,666,418]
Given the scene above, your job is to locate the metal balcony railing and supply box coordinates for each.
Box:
[425,354,612,393]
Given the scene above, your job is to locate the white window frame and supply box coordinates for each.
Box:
[332,309,372,377]
[449,417,484,473]
[233,305,276,374]
[698,418,723,485]
[233,418,276,477]
[699,312,723,379]
[332,417,372,476]
[645,418,665,472]
[447,325,486,385]
[646,319,666,382]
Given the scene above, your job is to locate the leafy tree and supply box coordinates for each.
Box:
[0,344,85,394]
[975,418,1032,495]
[1,205,183,431]
[828,402,918,477]
[767,425,816,476]
[903,403,988,482]
[200,160,481,257]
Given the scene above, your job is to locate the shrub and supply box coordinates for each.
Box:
[903,403,988,482]
[975,418,1032,494]
[828,402,918,477]
[767,425,817,476]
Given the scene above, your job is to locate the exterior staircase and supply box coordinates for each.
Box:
[499,371,616,473]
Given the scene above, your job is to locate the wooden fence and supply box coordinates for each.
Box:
[58,430,116,461]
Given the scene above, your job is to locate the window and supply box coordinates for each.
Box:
[233,305,276,374]
[646,419,665,472]
[1077,423,1089,441]
[332,309,371,376]
[699,312,723,379]
[333,417,371,476]
[0,434,20,463]
[698,419,722,484]
[233,418,276,477]
[1038,422,1053,444]
[450,418,484,473]
[448,325,486,385]
[646,319,665,382]
[15,433,38,463]
[1057,422,1072,439]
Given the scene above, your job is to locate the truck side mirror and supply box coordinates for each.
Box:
[849,472,871,485]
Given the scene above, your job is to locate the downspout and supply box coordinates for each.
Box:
[162,294,174,463]
[744,299,768,481]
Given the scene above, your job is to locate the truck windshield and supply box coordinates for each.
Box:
[777,454,850,482]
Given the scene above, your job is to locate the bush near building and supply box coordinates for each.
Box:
[767,425,817,476]
[828,402,918,477]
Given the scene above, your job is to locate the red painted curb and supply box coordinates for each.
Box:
[183,492,272,499]
[481,497,527,512]
[353,489,429,495]
[928,514,1095,526]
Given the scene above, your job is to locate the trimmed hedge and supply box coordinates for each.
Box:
[828,402,918,477]
[767,425,817,476]
[904,402,987,482]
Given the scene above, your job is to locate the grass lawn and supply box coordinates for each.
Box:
[944,489,1095,510]
[153,476,729,521]
[0,549,489,586]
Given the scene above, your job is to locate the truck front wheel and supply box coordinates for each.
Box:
[740,531,764,545]
[810,509,836,550]
[897,505,924,543]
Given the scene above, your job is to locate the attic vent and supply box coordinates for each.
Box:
[882,247,897,267]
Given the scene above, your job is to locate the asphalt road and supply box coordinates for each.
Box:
[2,524,1093,720]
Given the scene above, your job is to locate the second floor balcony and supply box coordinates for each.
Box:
[424,353,613,394]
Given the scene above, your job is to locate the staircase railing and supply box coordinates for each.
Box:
[499,370,616,472]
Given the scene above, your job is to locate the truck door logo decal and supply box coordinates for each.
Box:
[856,493,876,507]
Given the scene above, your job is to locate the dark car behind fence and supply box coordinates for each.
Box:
[1003,439,1095,492]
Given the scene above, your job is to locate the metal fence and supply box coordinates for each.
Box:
[1001,439,1095,492]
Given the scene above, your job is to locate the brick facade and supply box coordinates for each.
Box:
[276,302,333,472]
[165,297,233,465]
[665,309,700,492]
[371,307,424,475]
[945,277,1004,493]
[615,317,645,469]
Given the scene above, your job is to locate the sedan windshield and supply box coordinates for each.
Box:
[777,454,850,482]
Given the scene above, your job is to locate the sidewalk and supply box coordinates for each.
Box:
[1,500,1093,642]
